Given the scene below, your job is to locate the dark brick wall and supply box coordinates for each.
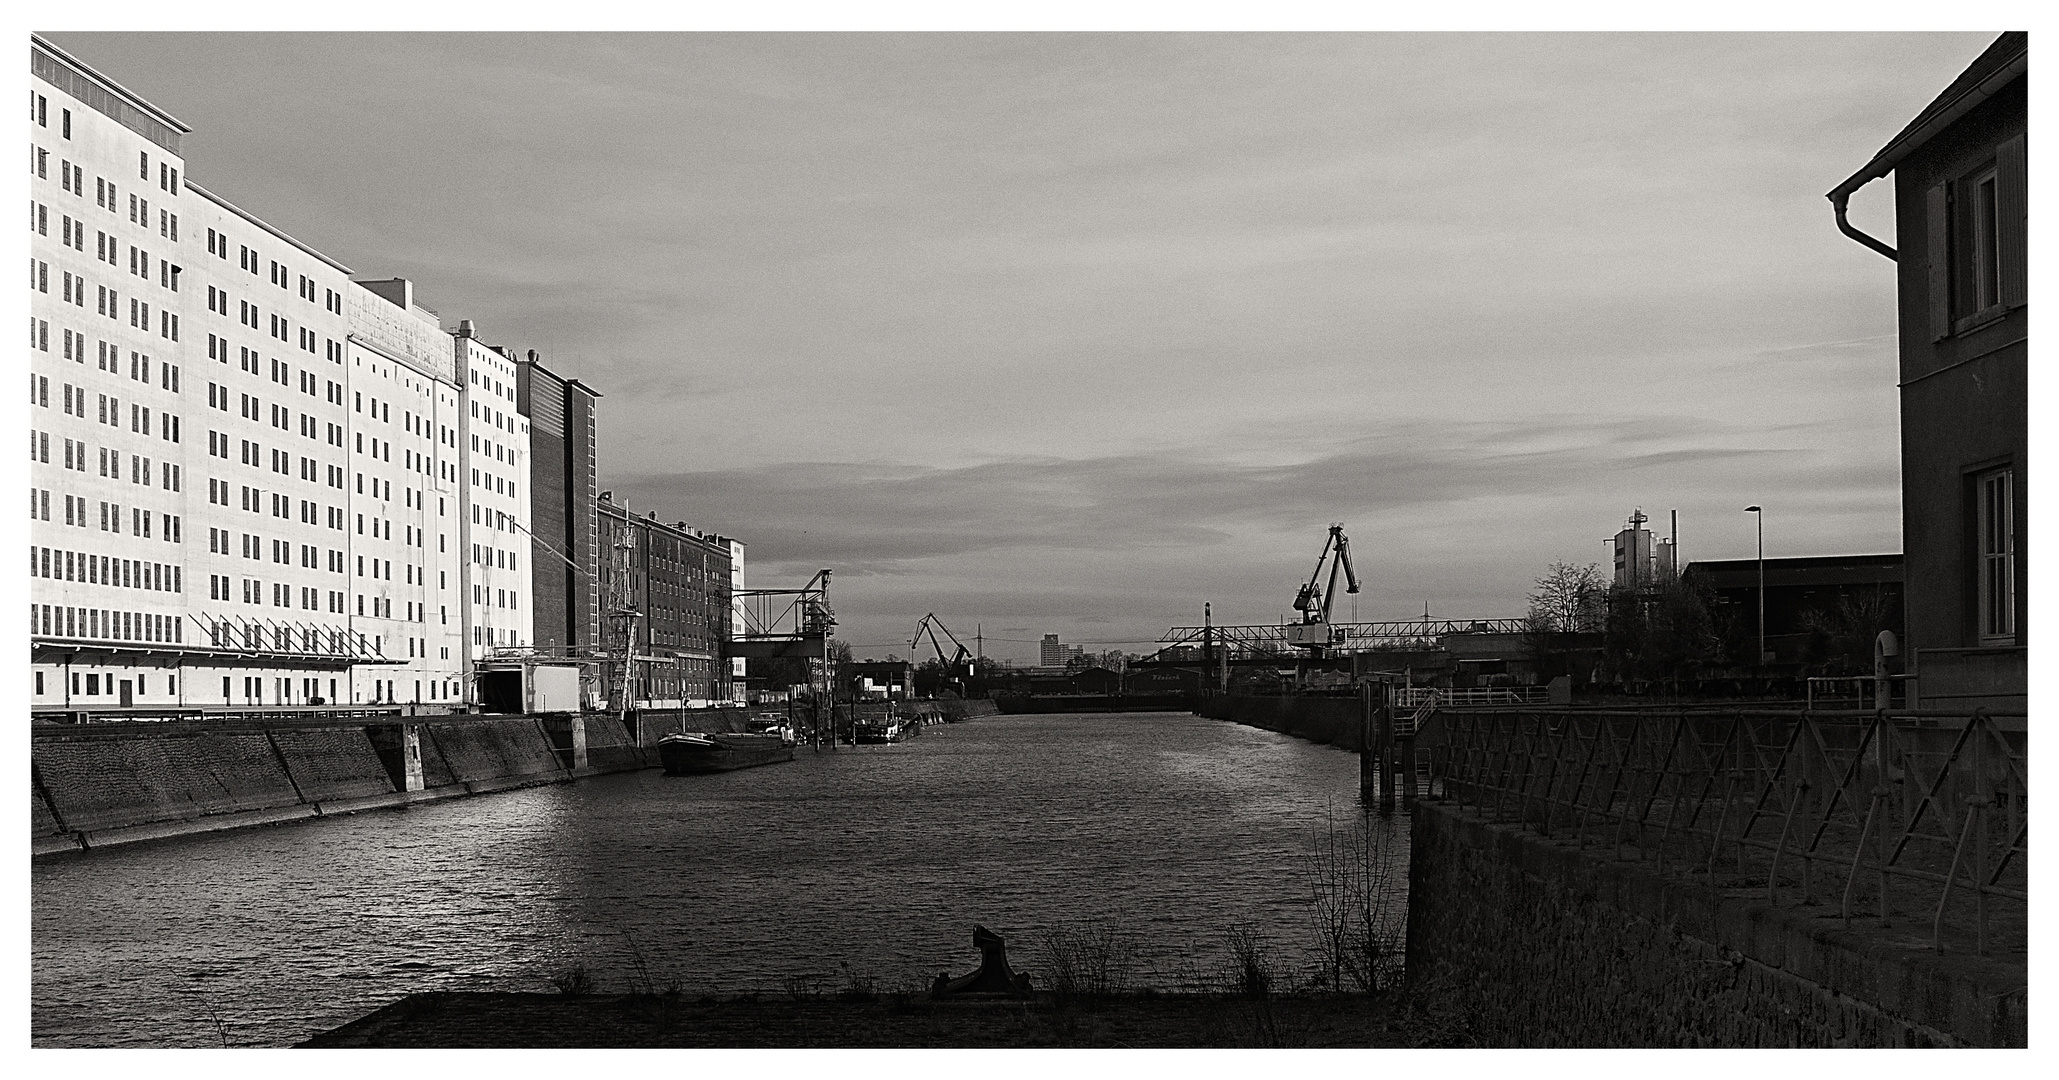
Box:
[1405,803,2026,1047]
[422,719,566,785]
[528,423,572,651]
[565,384,598,650]
[268,729,397,803]
[32,717,655,853]
[33,734,301,833]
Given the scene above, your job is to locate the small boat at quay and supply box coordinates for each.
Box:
[852,716,907,744]
[658,730,795,775]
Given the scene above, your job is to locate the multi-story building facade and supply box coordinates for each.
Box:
[30,39,203,708]
[182,182,363,705]
[724,536,747,703]
[453,321,535,671]
[31,37,474,711]
[1830,31,2026,711]
[345,278,466,705]
[29,36,387,709]
[517,355,600,657]
[596,497,735,707]
[29,36,746,715]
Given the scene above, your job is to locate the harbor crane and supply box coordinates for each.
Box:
[1285,523,1360,651]
[911,613,976,694]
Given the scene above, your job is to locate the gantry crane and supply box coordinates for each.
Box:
[1285,523,1360,651]
[911,613,976,695]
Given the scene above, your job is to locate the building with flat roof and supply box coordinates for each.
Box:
[1682,554,1904,668]
[518,355,601,659]
[29,36,530,712]
[342,278,467,705]
[596,496,735,707]
[453,323,535,672]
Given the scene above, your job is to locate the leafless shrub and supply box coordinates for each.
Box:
[1306,804,1406,992]
[1221,923,1276,999]
[1039,917,1141,1000]
[834,960,877,1003]
[549,963,596,995]
[781,972,819,1001]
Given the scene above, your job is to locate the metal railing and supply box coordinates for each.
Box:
[1427,707,2026,959]
[1394,686,1549,710]
[1804,674,1915,710]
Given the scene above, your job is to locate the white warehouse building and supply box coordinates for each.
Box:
[28,35,535,713]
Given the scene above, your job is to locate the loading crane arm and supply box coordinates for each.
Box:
[1287,523,1362,649]
[911,614,974,679]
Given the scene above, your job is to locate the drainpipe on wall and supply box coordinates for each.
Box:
[1830,189,1898,261]
[1825,36,2026,264]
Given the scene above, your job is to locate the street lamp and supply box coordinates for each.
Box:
[1744,505,1764,666]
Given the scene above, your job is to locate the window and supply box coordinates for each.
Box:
[1927,134,2027,339]
[1976,466,2016,643]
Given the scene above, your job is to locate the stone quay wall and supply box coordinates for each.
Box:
[1195,694,1366,750]
[32,713,659,857]
[1405,801,2027,1047]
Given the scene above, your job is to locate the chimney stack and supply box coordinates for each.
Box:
[456,319,475,338]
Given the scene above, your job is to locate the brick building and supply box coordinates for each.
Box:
[596,495,735,707]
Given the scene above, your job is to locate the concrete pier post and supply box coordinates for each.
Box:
[1360,683,1378,805]
[1375,683,1396,813]
[401,724,425,793]
[572,713,589,772]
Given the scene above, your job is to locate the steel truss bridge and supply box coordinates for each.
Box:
[1152,618,1528,659]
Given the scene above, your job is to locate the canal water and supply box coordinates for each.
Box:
[32,711,1407,1047]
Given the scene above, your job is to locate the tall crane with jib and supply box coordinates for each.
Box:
[1285,523,1360,652]
[911,613,976,696]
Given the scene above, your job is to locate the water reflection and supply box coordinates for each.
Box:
[33,712,1405,1047]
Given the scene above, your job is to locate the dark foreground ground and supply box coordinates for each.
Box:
[301,990,1469,1048]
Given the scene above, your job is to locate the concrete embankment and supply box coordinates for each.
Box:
[1405,801,2026,1047]
[31,713,661,857]
[1194,694,1366,750]
[937,698,1000,721]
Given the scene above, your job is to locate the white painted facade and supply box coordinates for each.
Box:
[28,37,473,711]
[343,279,467,704]
[454,328,534,666]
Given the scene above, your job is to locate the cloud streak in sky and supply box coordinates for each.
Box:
[45,30,1978,659]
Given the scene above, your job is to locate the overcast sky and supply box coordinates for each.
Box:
[48,31,1994,662]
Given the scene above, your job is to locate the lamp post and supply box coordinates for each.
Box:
[1744,505,1764,666]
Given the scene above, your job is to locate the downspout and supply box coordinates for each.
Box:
[1825,37,2026,265]
[1831,187,1898,261]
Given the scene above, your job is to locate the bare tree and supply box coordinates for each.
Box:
[1524,562,1606,682]
[1527,562,1606,633]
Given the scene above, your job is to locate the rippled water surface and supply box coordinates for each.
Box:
[33,712,1405,1047]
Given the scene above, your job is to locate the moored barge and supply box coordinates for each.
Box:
[658,731,795,775]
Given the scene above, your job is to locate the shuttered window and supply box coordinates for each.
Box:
[1930,132,2028,340]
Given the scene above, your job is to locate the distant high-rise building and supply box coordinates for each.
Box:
[1039,633,1064,667]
